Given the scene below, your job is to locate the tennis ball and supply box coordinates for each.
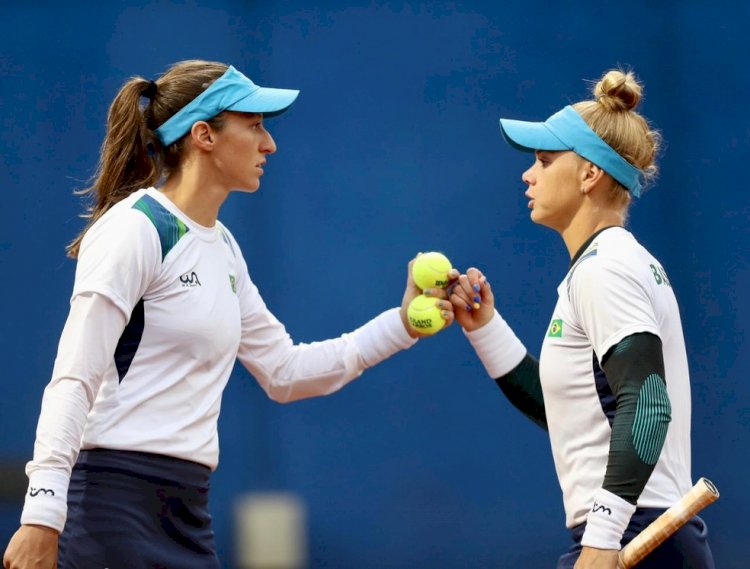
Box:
[412,251,452,290]
[407,294,446,335]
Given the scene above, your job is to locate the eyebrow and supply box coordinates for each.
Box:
[536,150,561,159]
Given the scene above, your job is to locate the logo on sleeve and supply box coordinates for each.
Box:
[179,272,201,287]
[547,319,563,338]
[29,487,55,497]
[229,274,237,293]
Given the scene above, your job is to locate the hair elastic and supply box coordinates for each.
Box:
[142,80,158,101]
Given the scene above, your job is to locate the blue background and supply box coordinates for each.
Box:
[1,1,747,567]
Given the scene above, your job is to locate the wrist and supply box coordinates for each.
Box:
[21,469,70,534]
[353,308,418,367]
[22,524,61,536]
[463,310,526,377]
[462,309,494,332]
[581,488,636,550]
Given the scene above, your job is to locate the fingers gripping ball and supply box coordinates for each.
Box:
[407,295,446,335]
[412,252,452,290]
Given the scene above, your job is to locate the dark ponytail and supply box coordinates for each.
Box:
[66,78,160,257]
[67,60,228,258]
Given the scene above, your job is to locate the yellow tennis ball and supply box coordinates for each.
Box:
[407,294,446,335]
[412,251,452,290]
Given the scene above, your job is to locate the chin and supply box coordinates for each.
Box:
[232,182,261,194]
[530,210,554,229]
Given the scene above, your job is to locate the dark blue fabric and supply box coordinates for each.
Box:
[557,508,714,569]
[58,449,219,569]
[593,352,616,427]
[113,297,145,383]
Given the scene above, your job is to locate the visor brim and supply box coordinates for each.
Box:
[227,86,300,118]
[499,118,570,153]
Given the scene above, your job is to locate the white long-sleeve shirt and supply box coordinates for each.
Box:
[21,187,416,532]
[540,227,691,527]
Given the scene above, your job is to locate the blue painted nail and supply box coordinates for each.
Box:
[466,304,472,311]
[473,284,480,292]
[473,295,481,303]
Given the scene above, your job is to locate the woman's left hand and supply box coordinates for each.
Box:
[573,546,619,569]
[399,255,459,338]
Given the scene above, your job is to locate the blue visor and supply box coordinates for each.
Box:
[499,106,644,197]
[155,66,300,147]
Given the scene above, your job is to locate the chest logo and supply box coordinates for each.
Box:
[547,319,563,338]
[180,272,201,287]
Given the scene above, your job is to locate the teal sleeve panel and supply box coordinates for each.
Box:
[132,194,189,261]
[495,353,547,431]
[601,332,672,504]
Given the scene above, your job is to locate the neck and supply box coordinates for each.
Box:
[559,208,624,259]
[159,162,228,227]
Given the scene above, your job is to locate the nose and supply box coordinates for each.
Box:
[522,165,534,185]
[261,130,277,155]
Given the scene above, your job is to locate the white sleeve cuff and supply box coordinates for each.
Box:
[463,310,526,378]
[352,308,418,368]
[20,469,70,533]
[581,488,637,550]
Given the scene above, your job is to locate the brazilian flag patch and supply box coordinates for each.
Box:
[547,319,563,338]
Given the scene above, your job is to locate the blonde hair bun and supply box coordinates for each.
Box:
[594,69,643,112]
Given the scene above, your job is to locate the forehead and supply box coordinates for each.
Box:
[223,111,262,121]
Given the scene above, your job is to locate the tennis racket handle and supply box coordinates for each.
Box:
[618,477,719,569]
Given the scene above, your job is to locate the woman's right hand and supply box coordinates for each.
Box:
[399,254,458,338]
[3,525,58,569]
[449,267,495,332]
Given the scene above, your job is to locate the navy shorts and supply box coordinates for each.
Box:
[557,507,714,568]
[58,449,220,569]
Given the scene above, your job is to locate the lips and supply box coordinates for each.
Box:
[525,190,534,209]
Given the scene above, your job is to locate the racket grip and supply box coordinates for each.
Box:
[618,477,719,569]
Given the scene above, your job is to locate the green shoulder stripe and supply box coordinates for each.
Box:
[132,194,189,260]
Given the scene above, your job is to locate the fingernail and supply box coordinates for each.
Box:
[441,311,450,319]
[473,295,481,303]
[423,288,431,296]
[473,302,480,310]
[473,284,480,292]
[465,304,472,311]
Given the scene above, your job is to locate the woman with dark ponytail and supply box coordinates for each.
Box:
[3,60,456,569]
[66,62,228,258]
[450,69,714,568]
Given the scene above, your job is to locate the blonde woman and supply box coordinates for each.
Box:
[451,70,714,568]
[3,60,455,569]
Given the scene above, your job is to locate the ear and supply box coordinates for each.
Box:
[580,160,607,195]
[189,121,214,151]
